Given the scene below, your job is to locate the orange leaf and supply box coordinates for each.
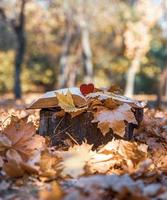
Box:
[39,181,64,200]
[4,116,45,160]
[0,135,12,152]
[92,103,137,137]
[3,149,38,177]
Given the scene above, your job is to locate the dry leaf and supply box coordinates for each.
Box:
[57,142,93,178]
[108,84,122,93]
[6,149,22,163]
[0,156,4,167]
[0,135,12,152]
[3,116,45,160]
[53,110,65,118]
[39,181,64,200]
[56,91,78,112]
[56,91,86,116]
[3,149,24,178]
[3,160,25,178]
[64,174,148,200]
[70,108,86,118]
[0,98,167,200]
[86,92,146,108]
[88,139,147,174]
[3,149,38,177]
[39,150,59,178]
[21,161,39,175]
[92,103,137,136]
[103,98,121,109]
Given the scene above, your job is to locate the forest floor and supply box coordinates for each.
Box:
[0,93,167,200]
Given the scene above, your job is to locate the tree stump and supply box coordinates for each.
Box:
[27,87,145,149]
[39,107,143,149]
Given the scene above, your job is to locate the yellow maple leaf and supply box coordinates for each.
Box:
[56,91,87,114]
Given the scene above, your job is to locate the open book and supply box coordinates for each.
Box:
[27,87,86,109]
[27,87,146,109]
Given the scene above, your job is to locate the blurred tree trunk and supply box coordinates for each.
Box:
[57,24,72,88]
[156,78,161,108]
[157,1,167,107]
[67,64,77,87]
[13,0,26,99]
[67,39,81,87]
[80,0,93,83]
[163,68,167,96]
[57,0,93,88]
[124,54,140,97]
[81,21,93,83]
[57,1,73,88]
[157,67,167,107]
[0,0,26,99]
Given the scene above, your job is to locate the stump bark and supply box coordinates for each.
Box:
[39,107,143,149]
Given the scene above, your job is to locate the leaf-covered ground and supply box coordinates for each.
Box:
[0,102,167,200]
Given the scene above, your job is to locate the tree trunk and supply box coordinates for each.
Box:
[67,64,77,87]
[13,0,26,99]
[156,78,162,108]
[0,0,26,99]
[124,55,140,97]
[57,1,73,88]
[39,107,143,149]
[14,31,25,99]
[81,20,93,83]
[161,67,167,96]
[157,66,167,107]
[57,28,72,88]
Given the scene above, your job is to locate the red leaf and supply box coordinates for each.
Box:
[80,83,94,96]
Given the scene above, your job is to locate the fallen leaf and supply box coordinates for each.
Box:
[103,98,121,110]
[92,103,137,136]
[39,181,64,200]
[3,116,45,160]
[4,116,35,145]
[64,174,148,200]
[86,92,146,108]
[0,135,11,152]
[3,149,38,178]
[70,108,86,118]
[108,84,122,93]
[21,161,39,175]
[3,149,24,178]
[6,149,22,163]
[57,142,93,178]
[53,110,65,118]
[0,156,4,167]
[39,150,59,178]
[56,91,87,117]
[88,139,147,174]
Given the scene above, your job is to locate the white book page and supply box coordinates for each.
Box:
[42,87,84,99]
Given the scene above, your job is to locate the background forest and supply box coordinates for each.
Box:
[0,0,167,103]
